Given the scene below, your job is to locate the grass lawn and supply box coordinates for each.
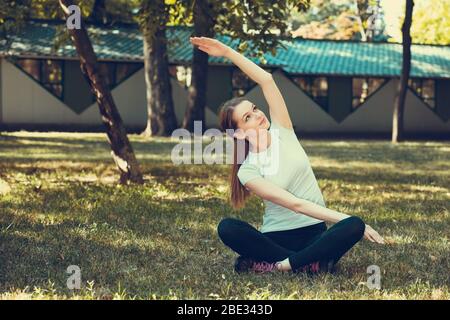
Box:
[0,131,449,300]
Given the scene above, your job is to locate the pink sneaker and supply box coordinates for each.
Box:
[250,261,281,273]
[300,261,320,273]
[234,256,281,274]
[299,259,336,275]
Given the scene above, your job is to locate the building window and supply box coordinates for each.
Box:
[169,65,192,89]
[408,78,435,108]
[352,78,386,109]
[291,76,328,110]
[15,58,63,98]
[98,62,142,89]
[14,59,142,104]
[231,68,256,97]
[15,59,40,81]
[87,62,141,104]
[42,60,63,98]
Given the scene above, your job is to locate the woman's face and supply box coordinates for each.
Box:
[232,100,270,136]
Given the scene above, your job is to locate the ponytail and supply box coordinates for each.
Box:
[218,97,251,209]
[229,137,250,209]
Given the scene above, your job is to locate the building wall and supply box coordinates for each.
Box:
[244,69,450,135]
[1,59,218,130]
[206,66,233,113]
[245,69,338,132]
[1,58,448,136]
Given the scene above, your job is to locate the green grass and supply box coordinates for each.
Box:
[0,132,449,300]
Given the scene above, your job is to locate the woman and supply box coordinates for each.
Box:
[190,36,385,274]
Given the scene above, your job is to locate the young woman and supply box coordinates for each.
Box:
[190,36,385,274]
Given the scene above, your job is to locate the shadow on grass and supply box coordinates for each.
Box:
[0,229,168,297]
[315,166,449,188]
[2,134,449,166]
[1,134,448,298]
[1,181,448,297]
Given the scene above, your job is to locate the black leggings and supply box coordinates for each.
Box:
[217,216,365,272]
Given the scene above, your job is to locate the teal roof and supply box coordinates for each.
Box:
[2,20,450,79]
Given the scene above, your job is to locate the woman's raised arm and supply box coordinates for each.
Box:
[190,36,293,129]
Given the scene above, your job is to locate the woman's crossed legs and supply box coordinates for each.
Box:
[217,216,365,273]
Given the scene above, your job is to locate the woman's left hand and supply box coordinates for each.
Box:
[364,224,385,244]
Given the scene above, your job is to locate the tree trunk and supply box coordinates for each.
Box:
[140,0,177,137]
[182,0,215,132]
[392,0,414,143]
[355,0,367,41]
[88,0,108,24]
[59,0,143,184]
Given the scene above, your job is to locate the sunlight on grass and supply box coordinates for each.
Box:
[0,132,449,300]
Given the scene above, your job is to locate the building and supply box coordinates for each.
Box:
[1,21,449,138]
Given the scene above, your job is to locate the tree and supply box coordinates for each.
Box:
[0,0,29,41]
[59,0,143,183]
[392,0,414,143]
[410,0,450,45]
[181,0,214,132]
[25,0,179,139]
[138,0,178,137]
[181,0,311,132]
[382,0,450,46]
[86,0,139,25]
[88,0,108,24]
[289,0,387,41]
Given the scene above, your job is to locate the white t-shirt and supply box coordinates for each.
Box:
[237,120,325,233]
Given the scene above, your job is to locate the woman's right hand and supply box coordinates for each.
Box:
[189,37,230,57]
[364,224,385,244]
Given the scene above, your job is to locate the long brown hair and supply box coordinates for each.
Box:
[219,97,250,209]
